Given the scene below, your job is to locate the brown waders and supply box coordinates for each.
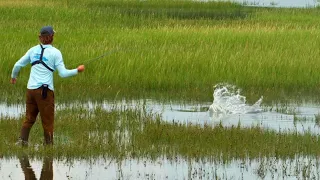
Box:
[19,87,54,145]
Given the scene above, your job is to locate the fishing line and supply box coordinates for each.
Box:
[70,48,121,66]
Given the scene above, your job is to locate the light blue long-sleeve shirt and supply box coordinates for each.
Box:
[11,44,78,91]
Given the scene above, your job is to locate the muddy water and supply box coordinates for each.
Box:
[1,156,319,179]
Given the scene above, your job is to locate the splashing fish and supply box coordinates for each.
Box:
[209,84,263,118]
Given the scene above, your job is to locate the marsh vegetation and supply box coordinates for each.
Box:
[1,0,320,179]
[1,0,320,102]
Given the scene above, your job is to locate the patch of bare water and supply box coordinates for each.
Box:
[203,0,320,8]
[1,155,320,180]
[1,84,320,134]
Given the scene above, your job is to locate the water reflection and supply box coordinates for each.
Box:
[18,155,53,180]
[1,156,320,179]
[2,100,320,134]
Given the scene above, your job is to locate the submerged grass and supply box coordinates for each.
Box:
[1,0,320,102]
[1,107,320,160]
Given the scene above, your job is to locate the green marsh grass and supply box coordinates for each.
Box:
[1,107,320,160]
[2,0,320,102]
[2,2,320,177]
[315,113,320,126]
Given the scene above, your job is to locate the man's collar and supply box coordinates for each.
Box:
[40,44,53,48]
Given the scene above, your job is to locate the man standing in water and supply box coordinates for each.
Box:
[11,26,85,145]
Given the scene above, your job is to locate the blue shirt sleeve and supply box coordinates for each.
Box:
[54,51,78,78]
[11,49,31,78]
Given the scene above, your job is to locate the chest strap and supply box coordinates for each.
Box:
[31,45,54,72]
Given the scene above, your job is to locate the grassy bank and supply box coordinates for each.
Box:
[1,107,320,160]
[1,0,320,102]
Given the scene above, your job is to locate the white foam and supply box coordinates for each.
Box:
[209,83,263,119]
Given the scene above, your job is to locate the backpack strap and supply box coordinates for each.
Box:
[31,44,54,72]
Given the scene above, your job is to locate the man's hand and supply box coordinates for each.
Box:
[77,65,85,73]
[10,78,16,84]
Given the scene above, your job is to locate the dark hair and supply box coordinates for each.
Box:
[39,34,54,44]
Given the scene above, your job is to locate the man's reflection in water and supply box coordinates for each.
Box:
[19,155,53,180]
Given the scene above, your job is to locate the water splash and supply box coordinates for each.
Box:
[209,84,263,118]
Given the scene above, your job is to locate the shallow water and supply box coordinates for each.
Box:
[2,101,320,134]
[2,85,320,135]
[223,0,319,7]
[1,155,319,180]
[2,85,320,179]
